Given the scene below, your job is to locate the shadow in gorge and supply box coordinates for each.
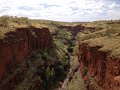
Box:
[34,28,77,90]
[33,48,71,90]
[36,61,70,90]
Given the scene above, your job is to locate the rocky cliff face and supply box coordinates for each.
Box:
[78,43,120,90]
[58,25,99,36]
[0,27,52,80]
[58,25,85,36]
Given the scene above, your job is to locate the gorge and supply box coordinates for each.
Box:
[0,17,120,90]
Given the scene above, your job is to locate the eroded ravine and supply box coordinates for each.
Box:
[0,20,119,90]
[55,26,86,90]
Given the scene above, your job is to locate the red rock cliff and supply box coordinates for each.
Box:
[58,25,85,36]
[58,25,101,36]
[78,43,120,90]
[0,27,52,80]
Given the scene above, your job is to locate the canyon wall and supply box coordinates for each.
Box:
[78,43,120,90]
[0,27,52,80]
[58,25,101,36]
[58,25,85,36]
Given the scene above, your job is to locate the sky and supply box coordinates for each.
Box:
[0,0,120,22]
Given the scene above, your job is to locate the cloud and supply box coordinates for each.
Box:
[17,6,34,11]
[39,4,60,8]
[0,0,120,21]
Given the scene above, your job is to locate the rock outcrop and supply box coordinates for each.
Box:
[58,25,85,36]
[0,27,52,80]
[78,43,120,90]
[58,25,101,36]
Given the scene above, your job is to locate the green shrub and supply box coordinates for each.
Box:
[67,46,74,53]
[45,67,55,86]
[83,68,88,76]
[41,52,49,60]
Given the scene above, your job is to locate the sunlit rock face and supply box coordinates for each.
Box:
[78,43,120,90]
[0,27,52,80]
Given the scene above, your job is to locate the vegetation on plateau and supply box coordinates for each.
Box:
[77,20,120,57]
